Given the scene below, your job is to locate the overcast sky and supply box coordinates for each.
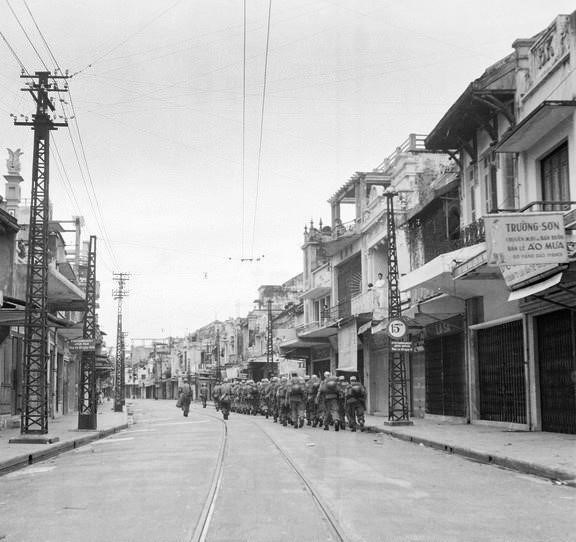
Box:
[1,0,575,346]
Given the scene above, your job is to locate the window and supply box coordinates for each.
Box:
[483,153,498,213]
[541,142,569,210]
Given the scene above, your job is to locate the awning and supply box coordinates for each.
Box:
[495,101,576,153]
[0,309,75,328]
[507,272,563,301]
[357,321,372,335]
[400,243,486,292]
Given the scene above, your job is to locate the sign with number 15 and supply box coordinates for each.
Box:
[387,318,407,339]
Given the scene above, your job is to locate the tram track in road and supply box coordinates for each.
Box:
[188,406,349,542]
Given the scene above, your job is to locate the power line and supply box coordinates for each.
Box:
[17,0,121,271]
[0,28,26,71]
[22,0,61,71]
[251,0,272,258]
[5,0,49,70]
[241,0,247,259]
[69,0,184,78]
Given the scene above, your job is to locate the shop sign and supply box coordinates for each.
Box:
[391,341,412,352]
[485,213,568,266]
[499,262,559,288]
[69,339,96,352]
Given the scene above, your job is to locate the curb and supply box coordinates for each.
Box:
[366,425,576,488]
[0,423,129,477]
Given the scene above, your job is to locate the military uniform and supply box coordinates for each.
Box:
[178,383,192,417]
[219,381,232,420]
[345,377,366,431]
[199,384,208,408]
[212,383,222,411]
[306,376,320,426]
[337,376,347,430]
[317,375,340,431]
[276,378,289,426]
[286,376,306,428]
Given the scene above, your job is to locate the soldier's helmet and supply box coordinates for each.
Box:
[350,376,357,381]
[311,374,318,379]
[262,378,269,383]
[338,375,345,381]
[324,371,331,378]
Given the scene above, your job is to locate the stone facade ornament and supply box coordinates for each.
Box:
[6,148,23,175]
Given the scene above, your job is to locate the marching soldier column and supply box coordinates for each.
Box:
[176,371,367,432]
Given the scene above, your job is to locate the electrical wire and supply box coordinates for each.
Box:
[0,28,26,71]
[5,0,49,70]
[12,0,121,271]
[241,0,247,259]
[69,0,184,78]
[250,0,272,259]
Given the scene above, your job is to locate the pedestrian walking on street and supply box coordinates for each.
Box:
[286,374,306,428]
[345,376,366,432]
[218,379,232,420]
[177,383,192,417]
[199,382,208,408]
[337,375,347,430]
[212,382,222,411]
[317,372,341,431]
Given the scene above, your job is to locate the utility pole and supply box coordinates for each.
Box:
[78,236,98,429]
[385,189,412,425]
[13,71,68,438]
[113,273,130,412]
[266,299,273,379]
[215,327,220,382]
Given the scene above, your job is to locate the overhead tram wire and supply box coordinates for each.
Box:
[250,0,272,259]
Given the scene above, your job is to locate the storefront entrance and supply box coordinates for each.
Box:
[424,332,465,417]
[536,310,576,434]
[477,320,526,424]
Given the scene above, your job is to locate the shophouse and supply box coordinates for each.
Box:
[401,11,576,434]
[0,152,101,428]
[281,135,451,416]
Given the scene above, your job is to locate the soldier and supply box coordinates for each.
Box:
[269,377,280,422]
[246,379,258,415]
[178,382,192,417]
[286,374,306,428]
[337,375,347,430]
[212,382,222,411]
[199,382,209,408]
[306,374,320,426]
[219,378,232,420]
[345,375,367,432]
[317,372,340,431]
[276,376,289,426]
[259,378,270,418]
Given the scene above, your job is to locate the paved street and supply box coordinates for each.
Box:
[0,400,575,542]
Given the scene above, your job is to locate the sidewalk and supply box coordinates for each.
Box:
[0,404,129,477]
[364,414,576,486]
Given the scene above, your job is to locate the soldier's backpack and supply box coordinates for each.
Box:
[350,383,363,398]
[290,383,303,396]
[325,379,338,393]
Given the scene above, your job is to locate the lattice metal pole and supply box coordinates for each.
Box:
[78,236,97,429]
[113,273,129,412]
[266,299,273,379]
[15,71,68,435]
[386,190,411,423]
